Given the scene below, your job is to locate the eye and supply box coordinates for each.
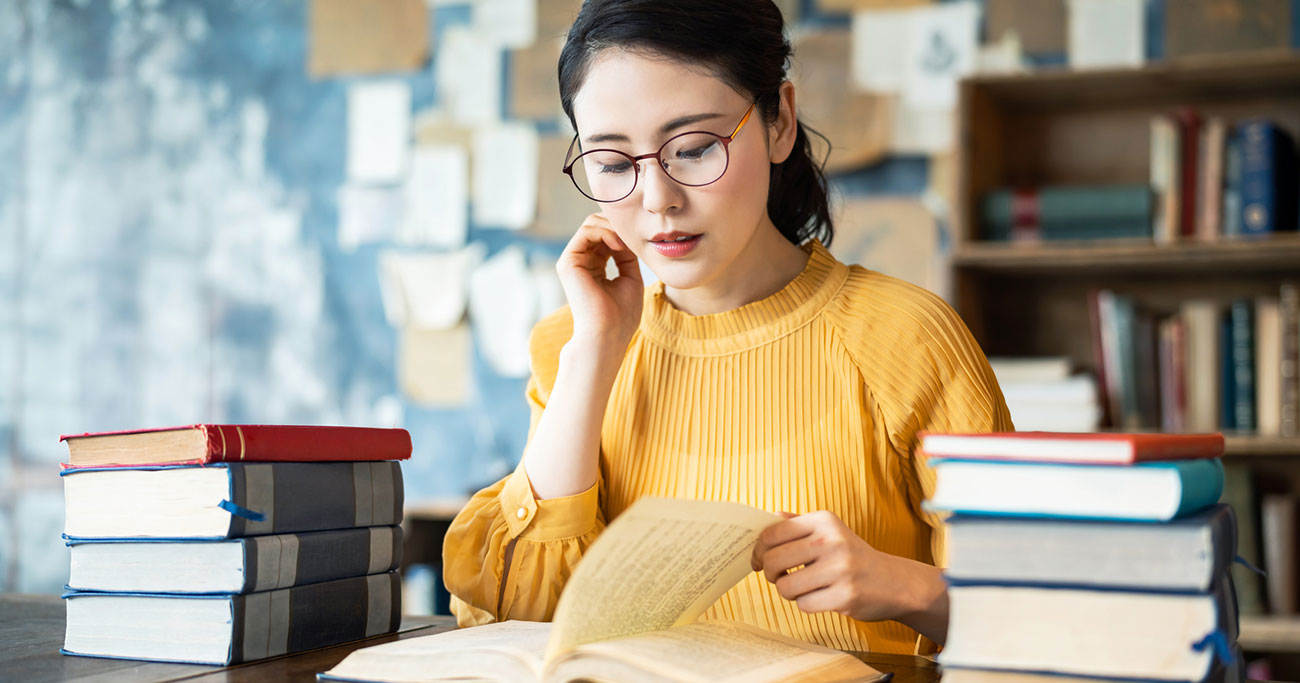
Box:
[677,141,718,160]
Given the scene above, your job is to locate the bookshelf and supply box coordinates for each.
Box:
[952,51,1300,656]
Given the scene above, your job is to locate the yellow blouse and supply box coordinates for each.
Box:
[443,240,1013,655]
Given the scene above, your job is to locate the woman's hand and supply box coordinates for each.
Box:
[750,510,949,645]
[556,213,644,350]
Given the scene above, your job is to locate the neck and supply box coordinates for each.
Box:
[662,219,810,316]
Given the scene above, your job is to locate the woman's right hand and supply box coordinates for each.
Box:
[555,213,644,351]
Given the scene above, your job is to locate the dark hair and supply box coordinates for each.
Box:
[557,0,834,247]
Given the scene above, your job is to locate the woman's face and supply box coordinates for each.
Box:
[571,50,787,292]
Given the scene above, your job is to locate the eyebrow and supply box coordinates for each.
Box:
[583,112,726,145]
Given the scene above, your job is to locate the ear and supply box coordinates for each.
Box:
[767,80,798,165]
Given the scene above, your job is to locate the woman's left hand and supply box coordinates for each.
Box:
[750,511,948,642]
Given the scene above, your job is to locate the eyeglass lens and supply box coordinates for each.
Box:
[569,132,729,202]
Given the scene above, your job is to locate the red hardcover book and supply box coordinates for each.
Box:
[1175,108,1202,238]
[60,424,412,467]
[918,431,1224,465]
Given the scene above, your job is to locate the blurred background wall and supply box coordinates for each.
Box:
[1,0,1295,597]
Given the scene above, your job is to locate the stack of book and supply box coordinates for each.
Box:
[58,424,412,666]
[923,431,1244,683]
[988,357,1101,432]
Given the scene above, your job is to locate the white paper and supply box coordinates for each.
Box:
[338,184,403,251]
[1068,0,1144,69]
[469,246,535,378]
[378,244,485,329]
[347,81,411,183]
[850,9,911,93]
[891,100,953,154]
[474,0,537,49]
[436,27,503,125]
[902,1,979,110]
[530,258,566,321]
[401,145,469,248]
[472,124,539,230]
[976,32,1026,75]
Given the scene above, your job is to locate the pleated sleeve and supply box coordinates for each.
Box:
[442,307,607,626]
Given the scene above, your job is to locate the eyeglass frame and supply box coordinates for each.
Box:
[561,101,758,203]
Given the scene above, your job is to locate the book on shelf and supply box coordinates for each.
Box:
[1198,116,1228,240]
[1220,464,1265,616]
[1151,113,1182,243]
[919,431,1225,465]
[1229,300,1256,432]
[939,578,1239,682]
[321,497,887,683]
[1260,493,1299,615]
[944,504,1236,592]
[980,184,1152,242]
[1282,283,1300,437]
[59,424,413,467]
[1176,107,1203,239]
[1256,297,1282,436]
[1237,118,1298,236]
[988,360,1100,433]
[62,571,402,665]
[61,461,403,539]
[67,526,402,594]
[926,457,1224,521]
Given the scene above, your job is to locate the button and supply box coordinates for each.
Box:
[516,507,528,520]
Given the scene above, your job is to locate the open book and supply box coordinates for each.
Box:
[321,497,889,683]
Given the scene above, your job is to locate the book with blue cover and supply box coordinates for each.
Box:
[67,526,402,594]
[927,457,1224,521]
[62,571,402,665]
[62,461,403,539]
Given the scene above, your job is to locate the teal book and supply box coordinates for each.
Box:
[981,184,1154,241]
[927,457,1225,521]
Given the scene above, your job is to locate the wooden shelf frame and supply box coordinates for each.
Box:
[1241,615,1300,653]
[953,234,1300,276]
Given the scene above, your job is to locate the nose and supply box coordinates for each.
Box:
[636,158,683,215]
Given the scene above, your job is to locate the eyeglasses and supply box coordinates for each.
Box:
[562,102,757,203]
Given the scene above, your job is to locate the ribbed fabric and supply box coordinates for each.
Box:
[443,240,1014,655]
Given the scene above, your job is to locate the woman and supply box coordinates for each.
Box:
[444,0,1012,655]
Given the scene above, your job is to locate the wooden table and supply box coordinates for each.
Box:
[1,593,939,682]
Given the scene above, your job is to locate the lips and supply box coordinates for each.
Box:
[649,231,700,243]
[649,232,702,258]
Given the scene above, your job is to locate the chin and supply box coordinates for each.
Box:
[645,259,716,292]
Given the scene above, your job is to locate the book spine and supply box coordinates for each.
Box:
[1183,300,1221,433]
[1177,108,1201,238]
[1238,119,1296,235]
[241,526,404,593]
[1282,283,1300,437]
[1230,299,1256,432]
[1151,115,1179,244]
[230,572,402,664]
[1199,117,1226,239]
[1260,494,1299,615]
[1220,312,1236,432]
[1256,297,1283,436]
[1223,130,1243,235]
[227,461,404,538]
[199,425,413,463]
[1114,294,1142,430]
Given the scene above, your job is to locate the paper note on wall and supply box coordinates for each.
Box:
[378,244,485,329]
[901,1,979,110]
[511,38,565,120]
[436,27,503,125]
[830,197,940,294]
[401,145,469,248]
[1067,0,1144,69]
[469,246,535,378]
[338,185,403,251]
[474,0,537,48]
[851,9,910,93]
[308,0,429,77]
[790,29,893,172]
[347,81,411,183]
[472,124,539,231]
[399,323,473,407]
[529,134,597,239]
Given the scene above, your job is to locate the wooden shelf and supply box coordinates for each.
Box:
[1224,436,1300,458]
[1241,615,1300,653]
[952,235,1300,276]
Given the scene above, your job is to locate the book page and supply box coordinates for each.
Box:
[546,621,885,683]
[545,497,780,660]
[322,621,550,682]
